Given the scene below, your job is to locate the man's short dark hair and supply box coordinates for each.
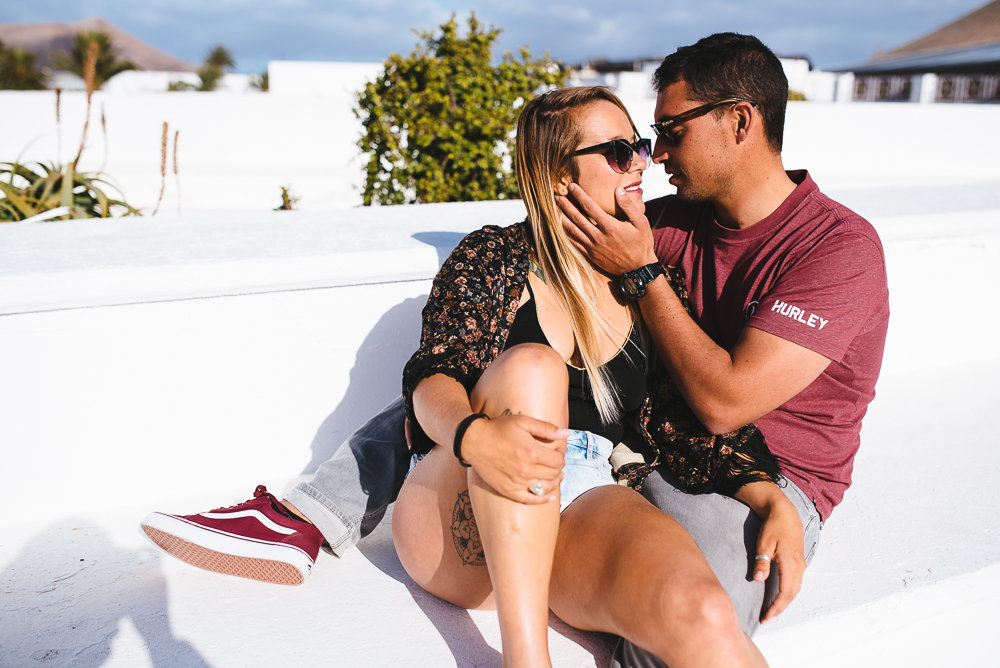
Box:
[653,33,788,152]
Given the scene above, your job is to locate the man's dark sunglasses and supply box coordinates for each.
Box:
[650,98,756,141]
[572,138,652,174]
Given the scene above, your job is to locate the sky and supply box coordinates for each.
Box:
[2,0,991,74]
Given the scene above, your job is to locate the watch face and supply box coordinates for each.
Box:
[622,275,639,297]
[622,273,646,299]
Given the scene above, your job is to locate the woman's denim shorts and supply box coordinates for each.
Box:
[560,429,616,511]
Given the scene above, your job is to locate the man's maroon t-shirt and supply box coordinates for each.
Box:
[651,171,889,520]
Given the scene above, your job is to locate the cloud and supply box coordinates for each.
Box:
[4,0,990,72]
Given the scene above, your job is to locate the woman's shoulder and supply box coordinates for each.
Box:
[452,221,530,258]
[460,221,528,245]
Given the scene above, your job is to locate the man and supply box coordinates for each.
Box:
[555,32,888,664]
[142,32,887,664]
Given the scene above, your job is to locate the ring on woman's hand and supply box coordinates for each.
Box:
[755,554,772,563]
[528,481,545,496]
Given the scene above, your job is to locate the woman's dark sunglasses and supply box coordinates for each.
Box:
[572,138,652,174]
[650,98,756,142]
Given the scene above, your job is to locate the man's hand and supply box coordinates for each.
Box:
[735,481,807,622]
[753,498,806,622]
[556,183,658,275]
[461,413,568,505]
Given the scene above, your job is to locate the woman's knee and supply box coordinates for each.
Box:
[483,343,567,385]
[471,343,568,411]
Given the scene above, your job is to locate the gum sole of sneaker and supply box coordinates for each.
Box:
[142,525,304,586]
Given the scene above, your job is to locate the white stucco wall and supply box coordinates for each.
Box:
[267,60,383,97]
[3,77,996,220]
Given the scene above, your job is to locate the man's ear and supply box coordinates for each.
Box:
[734,102,753,144]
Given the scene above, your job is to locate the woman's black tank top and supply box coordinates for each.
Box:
[502,280,645,444]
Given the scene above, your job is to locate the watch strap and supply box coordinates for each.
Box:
[622,262,665,299]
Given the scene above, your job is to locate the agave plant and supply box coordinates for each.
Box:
[0,160,141,222]
[1,31,143,223]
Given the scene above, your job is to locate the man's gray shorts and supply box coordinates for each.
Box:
[609,467,823,667]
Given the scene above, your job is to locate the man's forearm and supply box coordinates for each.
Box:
[733,480,793,519]
[639,276,743,434]
[638,272,830,433]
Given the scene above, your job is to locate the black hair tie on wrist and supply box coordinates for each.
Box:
[454,413,489,467]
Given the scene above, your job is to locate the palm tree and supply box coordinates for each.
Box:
[52,31,137,89]
[198,44,235,91]
[205,45,235,71]
[0,40,49,90]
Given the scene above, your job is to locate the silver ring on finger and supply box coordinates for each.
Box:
[528,481,545,496]
[755,554,772,563]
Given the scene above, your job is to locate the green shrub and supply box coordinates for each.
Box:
[251,70,269,92]
[355,14,565,205]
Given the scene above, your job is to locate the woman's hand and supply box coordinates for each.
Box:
[413,374,568,504]
[735,481,806,623]
[461,413,568,505]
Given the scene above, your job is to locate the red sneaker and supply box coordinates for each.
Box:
[141,485,323,586]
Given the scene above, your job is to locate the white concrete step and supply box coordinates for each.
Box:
[2,195,999,666]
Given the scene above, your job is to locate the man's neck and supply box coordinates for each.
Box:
[712,163,797,231]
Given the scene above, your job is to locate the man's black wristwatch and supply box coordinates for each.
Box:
[620,262,666,300]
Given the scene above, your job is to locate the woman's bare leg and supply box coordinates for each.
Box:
[393,445,495,607]
[393,343,568,667]
[550,485,767,668]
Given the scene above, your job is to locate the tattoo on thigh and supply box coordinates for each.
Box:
[450,490,486,566]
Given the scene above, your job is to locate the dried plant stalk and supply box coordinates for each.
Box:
[83,41,97,99]
[72,39,100,168]
[152,121,168,216]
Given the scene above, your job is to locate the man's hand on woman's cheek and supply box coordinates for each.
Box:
[556,183,657,276]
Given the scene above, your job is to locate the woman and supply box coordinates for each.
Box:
[392,87,772,667]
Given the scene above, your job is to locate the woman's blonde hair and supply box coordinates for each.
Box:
[514,86,645,425]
